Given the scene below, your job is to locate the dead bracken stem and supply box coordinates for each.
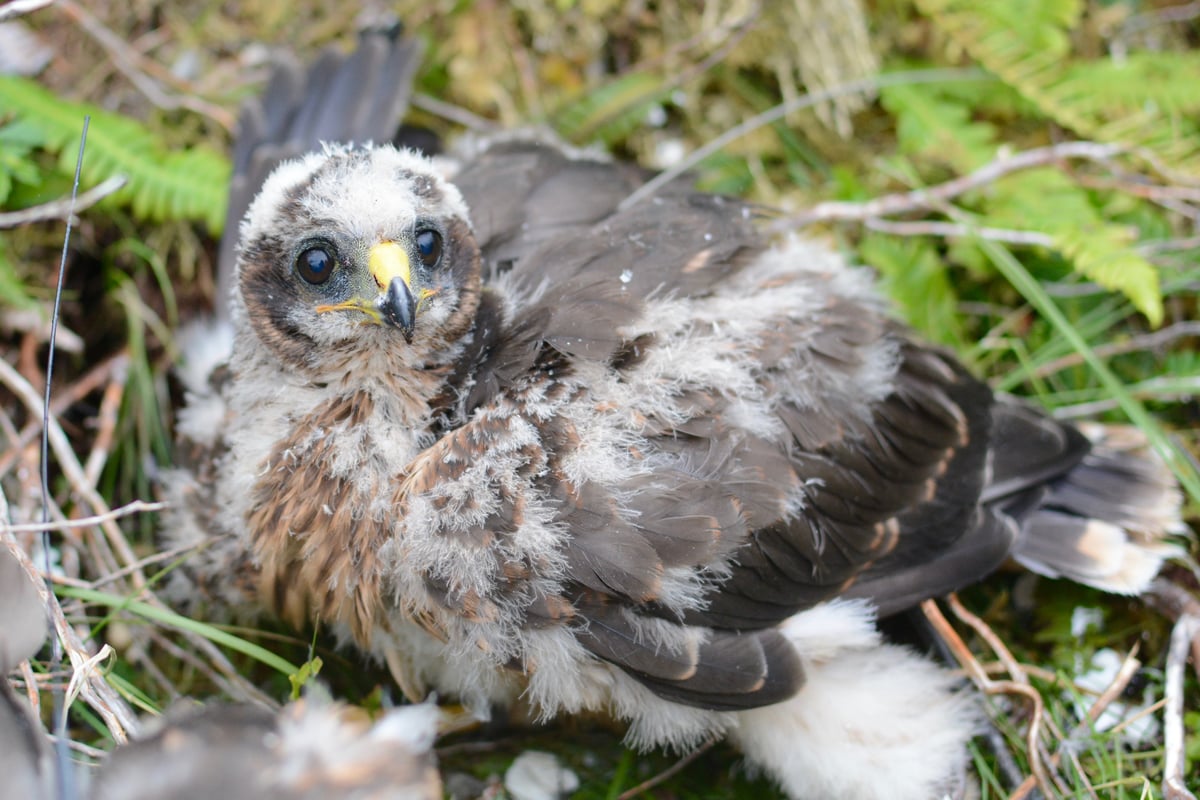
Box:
[1163,614,1200,800]
[920,597,1057,799]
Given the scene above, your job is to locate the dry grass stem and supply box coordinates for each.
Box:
[0,176,126,228]
[3,500,165,535]
[778,141,1125,230]
[920,598,1057,799]
[1163,614,1199,800]
[0,356,146,589]
[1,529,138,741]
[57,1,235,130]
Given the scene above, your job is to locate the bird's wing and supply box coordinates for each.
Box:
[414,145,1008,710]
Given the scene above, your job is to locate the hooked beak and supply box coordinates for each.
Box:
[368,241,419,343]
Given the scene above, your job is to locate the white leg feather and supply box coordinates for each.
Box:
[730,601,977,800]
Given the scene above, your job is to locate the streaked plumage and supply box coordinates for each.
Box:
[161,34,1184,800]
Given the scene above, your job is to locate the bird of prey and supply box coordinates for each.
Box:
[161,32,1184,800]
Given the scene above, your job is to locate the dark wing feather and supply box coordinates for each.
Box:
[695,342,994,629]
[576,599,804,711]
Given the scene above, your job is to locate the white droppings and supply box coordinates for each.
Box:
[1069,606,1103,638]
[504,750,580,800]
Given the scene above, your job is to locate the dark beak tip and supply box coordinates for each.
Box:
[380,277,418,342]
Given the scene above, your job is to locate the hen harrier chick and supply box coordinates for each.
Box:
[163,38,1183,800]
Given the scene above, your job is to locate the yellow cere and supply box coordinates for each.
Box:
[368,241,412,290]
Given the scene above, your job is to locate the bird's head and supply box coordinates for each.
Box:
[233,144,481,374]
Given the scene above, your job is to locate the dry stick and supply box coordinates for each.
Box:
[946,594,1030,685]
[0,353,128,481]
[1144,577,1200,680]
[76,539,194,590]
[0,533,137,741]
[1163,614,1200,800]
[2,500,165,535]
[146,629,276,709]
[615,736,718,800]
[0,357,146,588]
[863,218,1056,247]
[920,599,1056,800]
[56,1,235,130]
[82,367,126,487]
[0,176,126,229]
[949,592,1080,800]
[1028,321,1200,381]
[775,141,1125,231]
[19,659,40,716]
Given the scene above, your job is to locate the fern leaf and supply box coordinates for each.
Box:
[860,232,965,347]
[916,0,1200,176]
[0,76,229,231]
[1052,227,1162,326]
[880,80,997,171]
[973,169,1163,324]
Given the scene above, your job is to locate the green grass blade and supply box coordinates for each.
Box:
[972,229,1200,503]
[57,585,299,677]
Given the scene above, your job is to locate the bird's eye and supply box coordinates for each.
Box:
[296,246,335,284]
[414,229,442,268]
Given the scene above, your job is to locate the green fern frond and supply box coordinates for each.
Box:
[0,76,229,231]
[915,0,1200,176]
[1052,226,1162,326]
[975,168,1163,324]
[859,232,965,348]
[880,81,998,171]
[1056,53,1200,118]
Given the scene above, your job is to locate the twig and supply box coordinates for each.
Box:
[864,218,1055,247]
[2,500,165,534]
[82,367,126,487]
[1026,321,1200,380]
[57,0,235,130]
[0,352,127,481]
[920,599,1056,799]
[0,357,146,589]
[1163,614,1200,800]
[615,736,718,800]
[1,531,138,741]
[773,141,1125,231]
[0,176,126,229]
[410,93,500,133]
[946,594,1030,686]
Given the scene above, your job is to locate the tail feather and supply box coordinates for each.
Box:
[1008,423,1185,595]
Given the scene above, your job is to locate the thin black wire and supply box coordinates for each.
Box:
[42,115,90,800]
